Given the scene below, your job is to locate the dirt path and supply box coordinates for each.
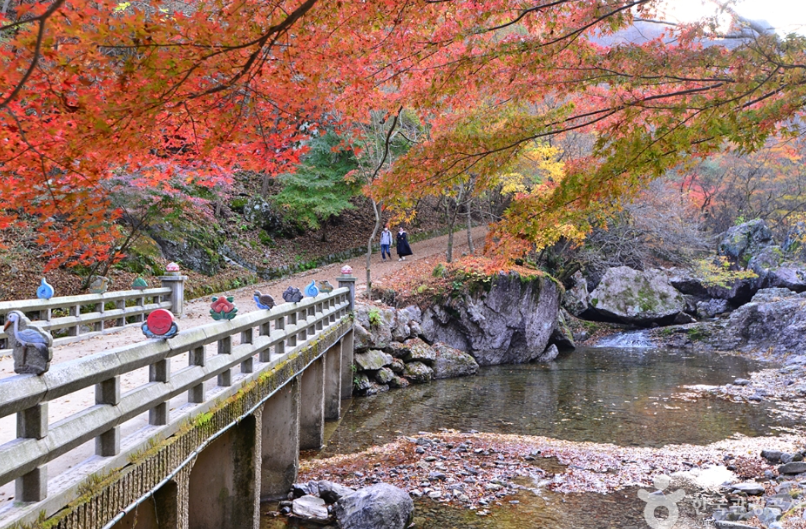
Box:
[0,226,487,504]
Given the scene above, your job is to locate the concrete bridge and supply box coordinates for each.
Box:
[0,277,356,529]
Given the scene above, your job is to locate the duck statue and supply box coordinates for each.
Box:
[254,291,275,310]
[318,280,334,294]
[4,311,53,375]
[36,278,54,300]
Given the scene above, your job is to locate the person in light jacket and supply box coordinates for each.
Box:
[396,226,413,261]
[380,225,393,261]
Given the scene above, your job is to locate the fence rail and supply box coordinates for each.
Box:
[0,287,350,504]
[0,277,185,356]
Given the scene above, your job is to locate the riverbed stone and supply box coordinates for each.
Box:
[432,343,479,379]
[748,246,806,292]
[389,358,406,375]
[355,350,393,371]
[389,375,411,389]
[385,341,411,359]
[697,298,731,319]
[388,375,410,389]
[375,367,395,385]
[536,344,559,363]
[404,361,433,384]
[334,483,414,529]
[402,338,436,365]
[318,481,356,504]
[589,266,686,324]
[292,495,330,522]
[731,482,765,495]
[354,373,371,392]
[779,462,806,475]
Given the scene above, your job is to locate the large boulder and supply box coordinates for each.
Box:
[588,267,686,325]
[748,245,806,292]
[420,273,562,366]
[704,288,806,354]
[562,271,589,316]
[334,484,414,529]
[718,219,773,267]
[432,343,479,379]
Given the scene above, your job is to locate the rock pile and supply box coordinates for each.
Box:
[278,480,414,529]
[353,303,479,395]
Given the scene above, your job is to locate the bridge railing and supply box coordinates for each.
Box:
[0,276,186,356]
[0,287,350,503]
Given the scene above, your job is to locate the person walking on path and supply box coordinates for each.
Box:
[380,225,393,261]
[396,226,413,261]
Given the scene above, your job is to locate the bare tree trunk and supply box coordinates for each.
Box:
[446,197,459,263]
[261,174,270,197]
[1,0,10,16]
[466,198,474,255]
[465,175,476,255]
[366,199,382,297]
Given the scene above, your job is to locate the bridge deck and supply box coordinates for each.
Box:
[0,287,353,529]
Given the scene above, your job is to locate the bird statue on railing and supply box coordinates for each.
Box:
[318,280,334,294]
[36,278,54,300]
[4,310,53,375]
[254,290,275,310]
[304,280,319,297]
[282,286,303,303]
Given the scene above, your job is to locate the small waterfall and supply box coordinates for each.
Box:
[595,330,654,348]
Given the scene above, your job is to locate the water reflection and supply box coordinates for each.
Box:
[323,347,788,455]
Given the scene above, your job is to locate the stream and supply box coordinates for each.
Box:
[263,345,796,528]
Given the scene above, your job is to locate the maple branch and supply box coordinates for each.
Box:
[0,0,66,111]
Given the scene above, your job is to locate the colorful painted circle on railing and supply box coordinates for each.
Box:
[147,309,175,336]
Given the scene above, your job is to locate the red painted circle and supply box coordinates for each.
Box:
[147,309,174,336]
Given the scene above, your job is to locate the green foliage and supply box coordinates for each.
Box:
[692,256,758,288]
[368,307,381,327]
[258,230,276,247]
[432,263,446,277]
[274,131,360,232]
[687,327,710,341]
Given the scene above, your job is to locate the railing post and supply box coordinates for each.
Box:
[189,346,205,403]
[96,376,121,456]
[16,403,48,502]
[274,316,285,358]
[338,273,356,312]
[217,336,232,386]
[149,359,170,425]
[160,274,187,317]
[287,312,297,348]
[241,328,254,373]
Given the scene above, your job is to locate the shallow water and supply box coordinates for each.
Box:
[264,346,790,528]
[322,347,789,455]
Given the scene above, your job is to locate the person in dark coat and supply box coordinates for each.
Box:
[396,227,413,261]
